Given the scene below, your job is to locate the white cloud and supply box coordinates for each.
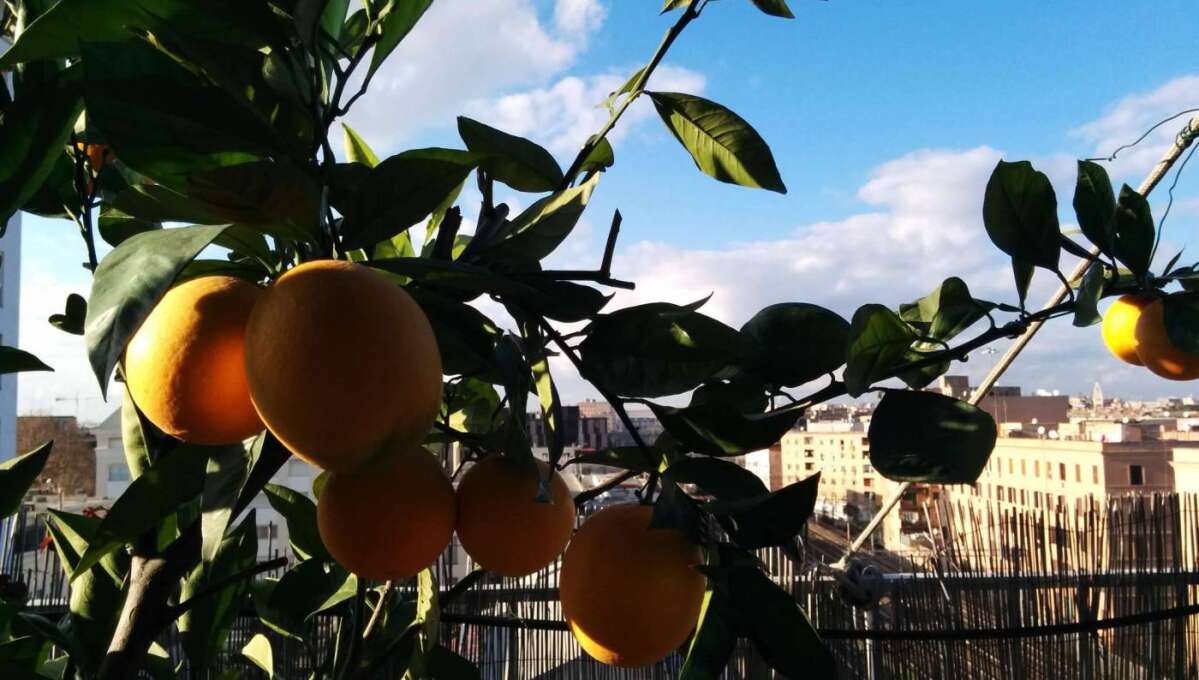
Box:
[464,64,707,157]
[1071,75,1199,181]
[342,0,601,150]
[554,0,607,38]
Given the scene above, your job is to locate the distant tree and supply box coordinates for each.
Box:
[17,416,96,496]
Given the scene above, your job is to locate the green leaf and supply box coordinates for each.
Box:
[741,303,849,387]
[578,302,748,397]
[98,209,160,247]
[679,587,738,680]
[843,304,917,397]
[458,116,563,192]
[0,82,82,226]
[0,442,53,518]
[342,122,380,167]
[507,279,611,323]
[257,560,357,640]
[579,137,615,174]
[749,0,794,18]
[662,0,691,12]
[185,160,320,241]
[426,645,480,680]
[899,277,995,344]
[199,440,256,565]
[728,566,834,677]
[47,293,87,335]
[341,148,480,250]
[0,347,53,375]
[1012,257,1035,307]
[263,483,328,561]
[483,173,599,264]
[982,160,1061,270]
[44,510,128,673]
[1162,294,1199,355]
[368,0,435,79]
[84,224,229,397]
[180,511,258,670]
[647,91,786,193]
[232,432,293,518]
[562,447,658,474]
[1072,261,1107,327]
[403,569,440,678]
[650,402,800,457]
[664,456,768,501]
[241,634,274,678]
[868,390,997,483]
[72,445,217,579]
[706,473,819,550]
[411,291,500,378]
[1112,185,1155,278]
[368,257,538,301]
[1073,160,1116,257]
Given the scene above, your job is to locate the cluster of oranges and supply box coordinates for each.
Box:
[1101,295,1199,380]
[123,260,707,667]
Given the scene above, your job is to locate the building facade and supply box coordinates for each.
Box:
[0,211,20,467]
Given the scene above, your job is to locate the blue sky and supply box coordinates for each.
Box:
[15,0,1199,422]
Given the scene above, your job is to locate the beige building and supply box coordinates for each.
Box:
[954,436,1185,514]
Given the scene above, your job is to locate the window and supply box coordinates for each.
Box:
[1093,466,1100,484]
[1059,463,1067,481]
[1035,461,1041,477]
[1020,490,1026,505]
[995,485,1004,501]
[1021,460,1026,475]
[863,478,872,488]
[1129,465,1144,486]
[256,524,278,540]
[107,463,130,482]
[107,437,121,449]
[1008,459,1014,474]
[1007,488,1015,503]
[1075,464,1081,483]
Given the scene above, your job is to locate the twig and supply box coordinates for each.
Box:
[573,469,640,507]
[524,270,635,290]
[600,210,622,275]
[440,568,486,607]
[360,580,393,639]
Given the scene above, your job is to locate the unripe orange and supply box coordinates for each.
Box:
[455,457,575,577]
[1101,294,1150,366]
[559,504,706,667]
[1135,298,1199,381]
[317,444,455,580]
[125,276,263,445]
[243,260,442,472]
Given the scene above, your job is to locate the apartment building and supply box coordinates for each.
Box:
[0,211,19,468]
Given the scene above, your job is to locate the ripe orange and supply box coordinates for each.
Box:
[125,275,264,445]
[243,260,442,472]
[1135,299,1199,381]
[559,504,706,667]
[455,457,575,577]
[317,444,455,580]
[1101,295,1149,366]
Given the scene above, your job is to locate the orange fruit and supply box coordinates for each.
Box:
[1135,298,1199,381]
[243,260,442,472]
[1101,295,1149,366]
[559,504,706,667]
[455,457,575,577]
[317,444,455,580]
[125,276,264,445]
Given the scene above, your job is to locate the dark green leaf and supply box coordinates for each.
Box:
[647,91,785,193]
[741,303,849,387]
[868,390,997,483]
[411,291,500,378]
[47,293,86,335]
[241,633,274,678]
[1072,261,1107,327]
[185,160,320,241]
[341,148,479,249]
[650,401,800,457]
[662,0,690,11]
[707,473,819,550]
[98,209,161,247]
[728,566,834,677]
[507,279,611,323]
[368,257,540,301]
[199,441,256,565]
[427,645,480,680]
[843,304,917,397]
[84,224,229,397]
[1012,257,1035,307]
[1073,160,1116,257]
[0,82,81,226]
[1162,294,1199,355]
[232,432,292,519]
[257,560,357,640]
[982,160,1060,270]
[368,0,435,79]
[0,442,53,518]
[180,511,258,670]
[679,587,738,680]
[749,0,794,18]
[72,444,218,578]
[458,116,564,192]
[563,447,657,474]
[899,277,994,343]
[483,174,599,264]
[580,137,614,174]
[689,376,769,414]
[664,456,768,501]
[1112,185,1155,278]
[264,483,328,561]
[578,302,748,397]
[0,347,53,374]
